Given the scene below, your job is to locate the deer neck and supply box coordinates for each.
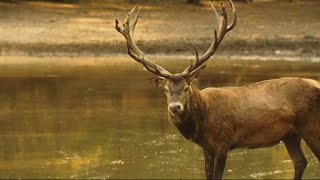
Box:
[170,86,207,142]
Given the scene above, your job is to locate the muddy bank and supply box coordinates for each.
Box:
[0,0,319,59]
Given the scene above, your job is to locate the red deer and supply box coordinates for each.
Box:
[115,1,320,179]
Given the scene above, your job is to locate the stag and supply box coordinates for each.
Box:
[115,1,320,179]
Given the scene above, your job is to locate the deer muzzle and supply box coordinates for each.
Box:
[168,102,184,115]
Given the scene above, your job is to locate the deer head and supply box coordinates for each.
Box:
[115,0,236,116]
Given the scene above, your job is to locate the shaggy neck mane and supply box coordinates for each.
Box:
[170,85,207,142]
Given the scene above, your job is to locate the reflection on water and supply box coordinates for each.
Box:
[0,56,319,179]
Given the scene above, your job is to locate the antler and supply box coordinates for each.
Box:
[182,0,237,75]
[115,6,172,78]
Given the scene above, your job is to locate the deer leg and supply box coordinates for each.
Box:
[212,149,228,180]
[203,148,214,179]
[300,116,320,161]
[303,136,320,161]
[283,134,308,180]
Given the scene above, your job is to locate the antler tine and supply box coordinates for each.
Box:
[181,45,199,75]
[191,45,200,69]
[194,46,200,64]
[211,1,220,19]
[183,0,237,74]
[115,6,172,78]
[227,0,237,32]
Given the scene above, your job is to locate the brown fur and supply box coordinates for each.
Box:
[170,85,207,141]
[170,77,320,179]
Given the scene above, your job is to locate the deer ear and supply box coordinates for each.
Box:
[187,65,206,84]
[146,77,166,87]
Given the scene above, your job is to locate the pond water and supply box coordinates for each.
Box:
[0,56,319,179]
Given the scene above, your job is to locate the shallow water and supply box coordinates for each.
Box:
[0,56,319,179]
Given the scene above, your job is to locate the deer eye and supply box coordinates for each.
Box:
[164,88,169,94]
[183,87,189,92]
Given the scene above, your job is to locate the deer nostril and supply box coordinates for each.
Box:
[170,105,181,113]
